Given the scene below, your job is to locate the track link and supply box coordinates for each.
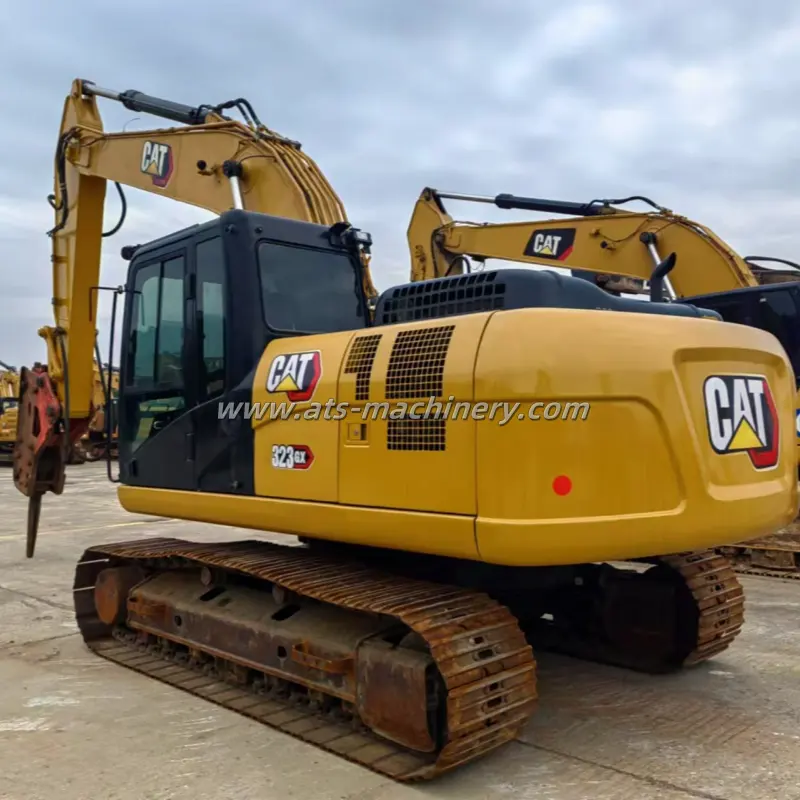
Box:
[717,535,800,581]
[727,563,800,581]
[657,551,745,666]
[73,537,538,781]
[717,520,800,581]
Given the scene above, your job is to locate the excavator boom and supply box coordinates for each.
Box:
[47,79,376,418]
[408,188,760,293]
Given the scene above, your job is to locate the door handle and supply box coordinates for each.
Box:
[185,431,195,462]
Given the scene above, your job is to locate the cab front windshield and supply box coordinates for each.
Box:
[258,241,366,333]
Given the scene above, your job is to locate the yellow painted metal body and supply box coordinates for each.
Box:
[119,309,798,567]
[407,190,800,467]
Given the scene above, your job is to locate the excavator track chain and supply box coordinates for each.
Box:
[73,537,538,781]
[531,550,745,672]
[658,551,746,666]
[717,530,800,581]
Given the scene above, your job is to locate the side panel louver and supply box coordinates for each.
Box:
[385,326,454,451]
[344,334,382,401]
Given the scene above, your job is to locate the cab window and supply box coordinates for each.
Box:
[258,241,364,333]
[196,237,226,400]
[129,255,185,387]
[124,253,187,451]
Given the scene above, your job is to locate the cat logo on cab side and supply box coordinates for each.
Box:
[703,374,779,470]
[266,351,322,402]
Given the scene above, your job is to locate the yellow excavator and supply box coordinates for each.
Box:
[0,360,20,464]
[12,79,799,781]
[407,188,800,578]
[73,361,120,462]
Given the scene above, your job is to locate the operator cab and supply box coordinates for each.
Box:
[116,209,371,495]
[676,283,800,387]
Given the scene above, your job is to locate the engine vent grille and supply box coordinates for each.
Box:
[378,272,506,325]
[388,418,446,451]
[344,334,382,401]
[384,325,453,452]
[386,325,454,400]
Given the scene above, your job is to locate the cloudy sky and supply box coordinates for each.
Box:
[2,0,800,367]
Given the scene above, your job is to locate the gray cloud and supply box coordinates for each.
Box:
[2,0,800,366]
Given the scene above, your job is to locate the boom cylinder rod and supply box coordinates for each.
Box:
[433,191,607,217]
[80,81,212,126]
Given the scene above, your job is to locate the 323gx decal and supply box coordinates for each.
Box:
[703,374,780,470]
[272,444,314,470]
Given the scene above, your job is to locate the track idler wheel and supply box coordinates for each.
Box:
[94,566,147,625]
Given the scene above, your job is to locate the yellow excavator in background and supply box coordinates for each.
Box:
[407,188,800,578]
[11,79,799,781]
[73,361,119,462]
[0,359,20,464]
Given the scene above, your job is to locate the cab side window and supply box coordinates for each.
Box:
[125,253,187,452]
[130,255,185,388]
[195,237,226,401]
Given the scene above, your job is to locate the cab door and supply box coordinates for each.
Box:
[118,246,195,490]
[187,233,240,494]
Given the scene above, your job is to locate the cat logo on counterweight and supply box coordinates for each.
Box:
[523,228,576,261]
[266,351,322,402]
[140,141,174,187]
[703,374,779,470]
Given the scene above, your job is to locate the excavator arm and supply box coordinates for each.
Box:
[407,188,760,295]
[14,78,378,555]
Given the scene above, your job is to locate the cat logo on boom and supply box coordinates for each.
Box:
[266,351,322,402]
[523,228,576,262]
[703,374,780,470]
[140,141,174,188]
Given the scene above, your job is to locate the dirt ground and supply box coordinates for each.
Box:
[1,462,799,800]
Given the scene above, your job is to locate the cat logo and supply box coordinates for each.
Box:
[523,228,576,261]
[266,351,322,402]
[703,374,779,470]
[140,141,174,187]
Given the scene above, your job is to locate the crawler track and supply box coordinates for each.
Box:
[73,538,538,782]
[659,551,746,666]
[717,531,800,581]
[530,550,746,672]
